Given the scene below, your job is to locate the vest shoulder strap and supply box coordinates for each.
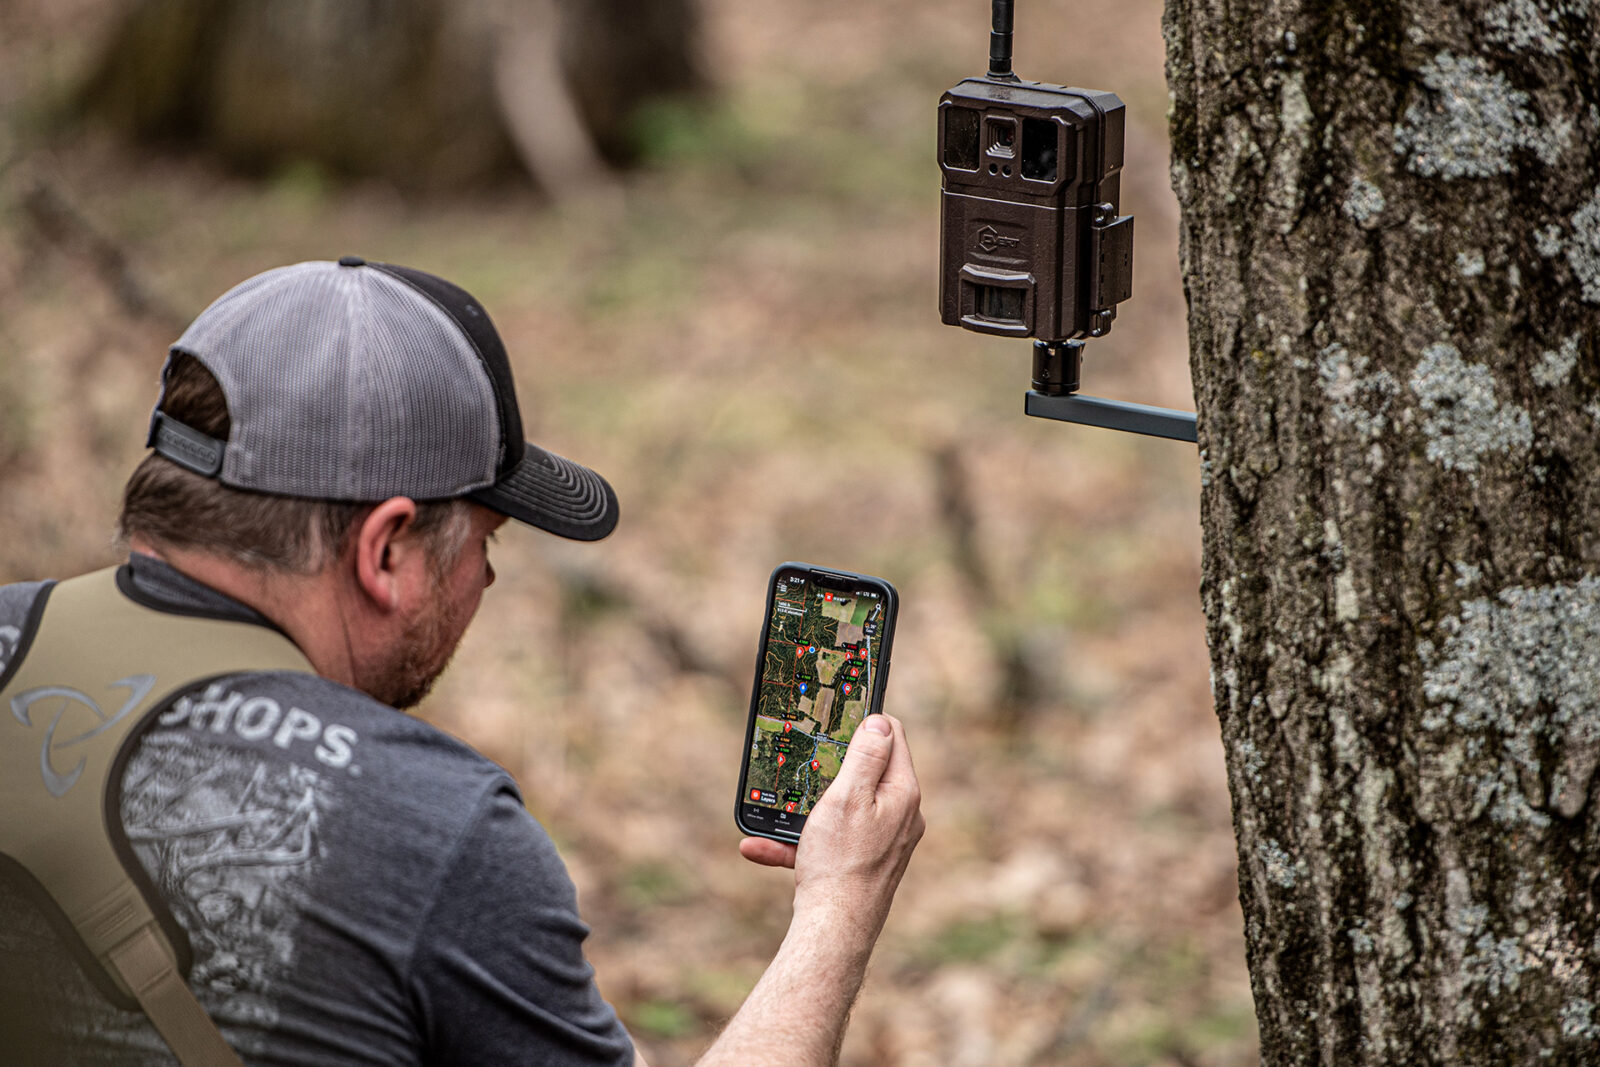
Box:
[0,565,315,1067]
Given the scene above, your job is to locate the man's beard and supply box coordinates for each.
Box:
[361,569,473,710]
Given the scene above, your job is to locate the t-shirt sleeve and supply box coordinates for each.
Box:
[408,787,635,1067]
[0,581,48,677]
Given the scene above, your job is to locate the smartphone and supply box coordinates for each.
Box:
[735,562,899,843]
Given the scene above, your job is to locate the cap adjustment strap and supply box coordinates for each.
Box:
[149,413,225,478]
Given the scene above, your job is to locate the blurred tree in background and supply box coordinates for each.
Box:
[75,0,705,195]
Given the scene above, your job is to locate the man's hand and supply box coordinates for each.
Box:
[740,713,923,935]
[688,713,921,1067]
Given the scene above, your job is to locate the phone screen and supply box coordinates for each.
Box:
[738,564,895,842]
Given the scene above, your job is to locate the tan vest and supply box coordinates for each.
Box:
[0,567,314,1067]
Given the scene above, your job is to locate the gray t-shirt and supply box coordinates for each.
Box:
[0,555,634,1066]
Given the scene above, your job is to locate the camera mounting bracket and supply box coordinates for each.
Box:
[1025,339,1197,443]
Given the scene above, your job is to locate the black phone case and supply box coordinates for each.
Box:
[734,562,899,844]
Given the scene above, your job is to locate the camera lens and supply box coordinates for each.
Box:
[986,117,1017,158]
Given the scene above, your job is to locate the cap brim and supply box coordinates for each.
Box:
[469,442,619,541]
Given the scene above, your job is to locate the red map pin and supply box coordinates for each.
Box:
[811,760,820,770]
[776,754,786,766]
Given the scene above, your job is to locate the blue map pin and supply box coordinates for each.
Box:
[799,682,808,694]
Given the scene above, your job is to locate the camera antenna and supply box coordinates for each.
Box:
[988,0,1019,80]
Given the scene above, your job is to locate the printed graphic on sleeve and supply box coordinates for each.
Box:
[0,624,20,676]
[746,577,885,816]
[118,731,336,1034]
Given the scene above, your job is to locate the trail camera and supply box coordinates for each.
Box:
[938,78,1133,343]
[934,1,1193,442]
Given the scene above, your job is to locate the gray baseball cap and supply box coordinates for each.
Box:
[147,257,619,541]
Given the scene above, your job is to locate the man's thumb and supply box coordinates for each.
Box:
[837,714,894,795]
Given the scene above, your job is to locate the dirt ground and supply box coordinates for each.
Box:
[0,1,1257,1063]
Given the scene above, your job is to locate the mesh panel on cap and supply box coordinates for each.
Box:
[170,262,502,501]
[370,262,524,477]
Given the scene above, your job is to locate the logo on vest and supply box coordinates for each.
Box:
[11,674,157,797]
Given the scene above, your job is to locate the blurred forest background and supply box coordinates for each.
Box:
[0,0,1254,1063]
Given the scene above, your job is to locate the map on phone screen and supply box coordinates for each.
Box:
[744,575,886,817]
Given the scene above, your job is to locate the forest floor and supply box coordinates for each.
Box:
[0,1,1257,1063]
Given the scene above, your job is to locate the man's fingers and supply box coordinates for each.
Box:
[740,836,798,869]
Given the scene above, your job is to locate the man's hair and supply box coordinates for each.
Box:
[120,353,472,574]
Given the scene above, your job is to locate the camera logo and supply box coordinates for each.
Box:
[974,225,1021,254]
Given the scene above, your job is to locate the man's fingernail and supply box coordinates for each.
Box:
[862,715,892,736]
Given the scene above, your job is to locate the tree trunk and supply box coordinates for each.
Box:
[75,0,705,192]
[556,0,704,167]
[1165,0,1600,1062]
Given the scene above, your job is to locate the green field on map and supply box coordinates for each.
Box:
[746,581,883,816]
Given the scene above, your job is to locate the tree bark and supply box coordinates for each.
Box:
[1165,0,1600,1062]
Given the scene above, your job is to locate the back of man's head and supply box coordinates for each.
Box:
[120,353,467,574]
[120,258,620,573]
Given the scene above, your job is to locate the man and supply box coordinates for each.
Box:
[0,258,923,1065]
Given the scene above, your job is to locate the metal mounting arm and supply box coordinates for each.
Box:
[1024,340,1198,443]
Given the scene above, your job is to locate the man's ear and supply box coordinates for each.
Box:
[351,497,426,612]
